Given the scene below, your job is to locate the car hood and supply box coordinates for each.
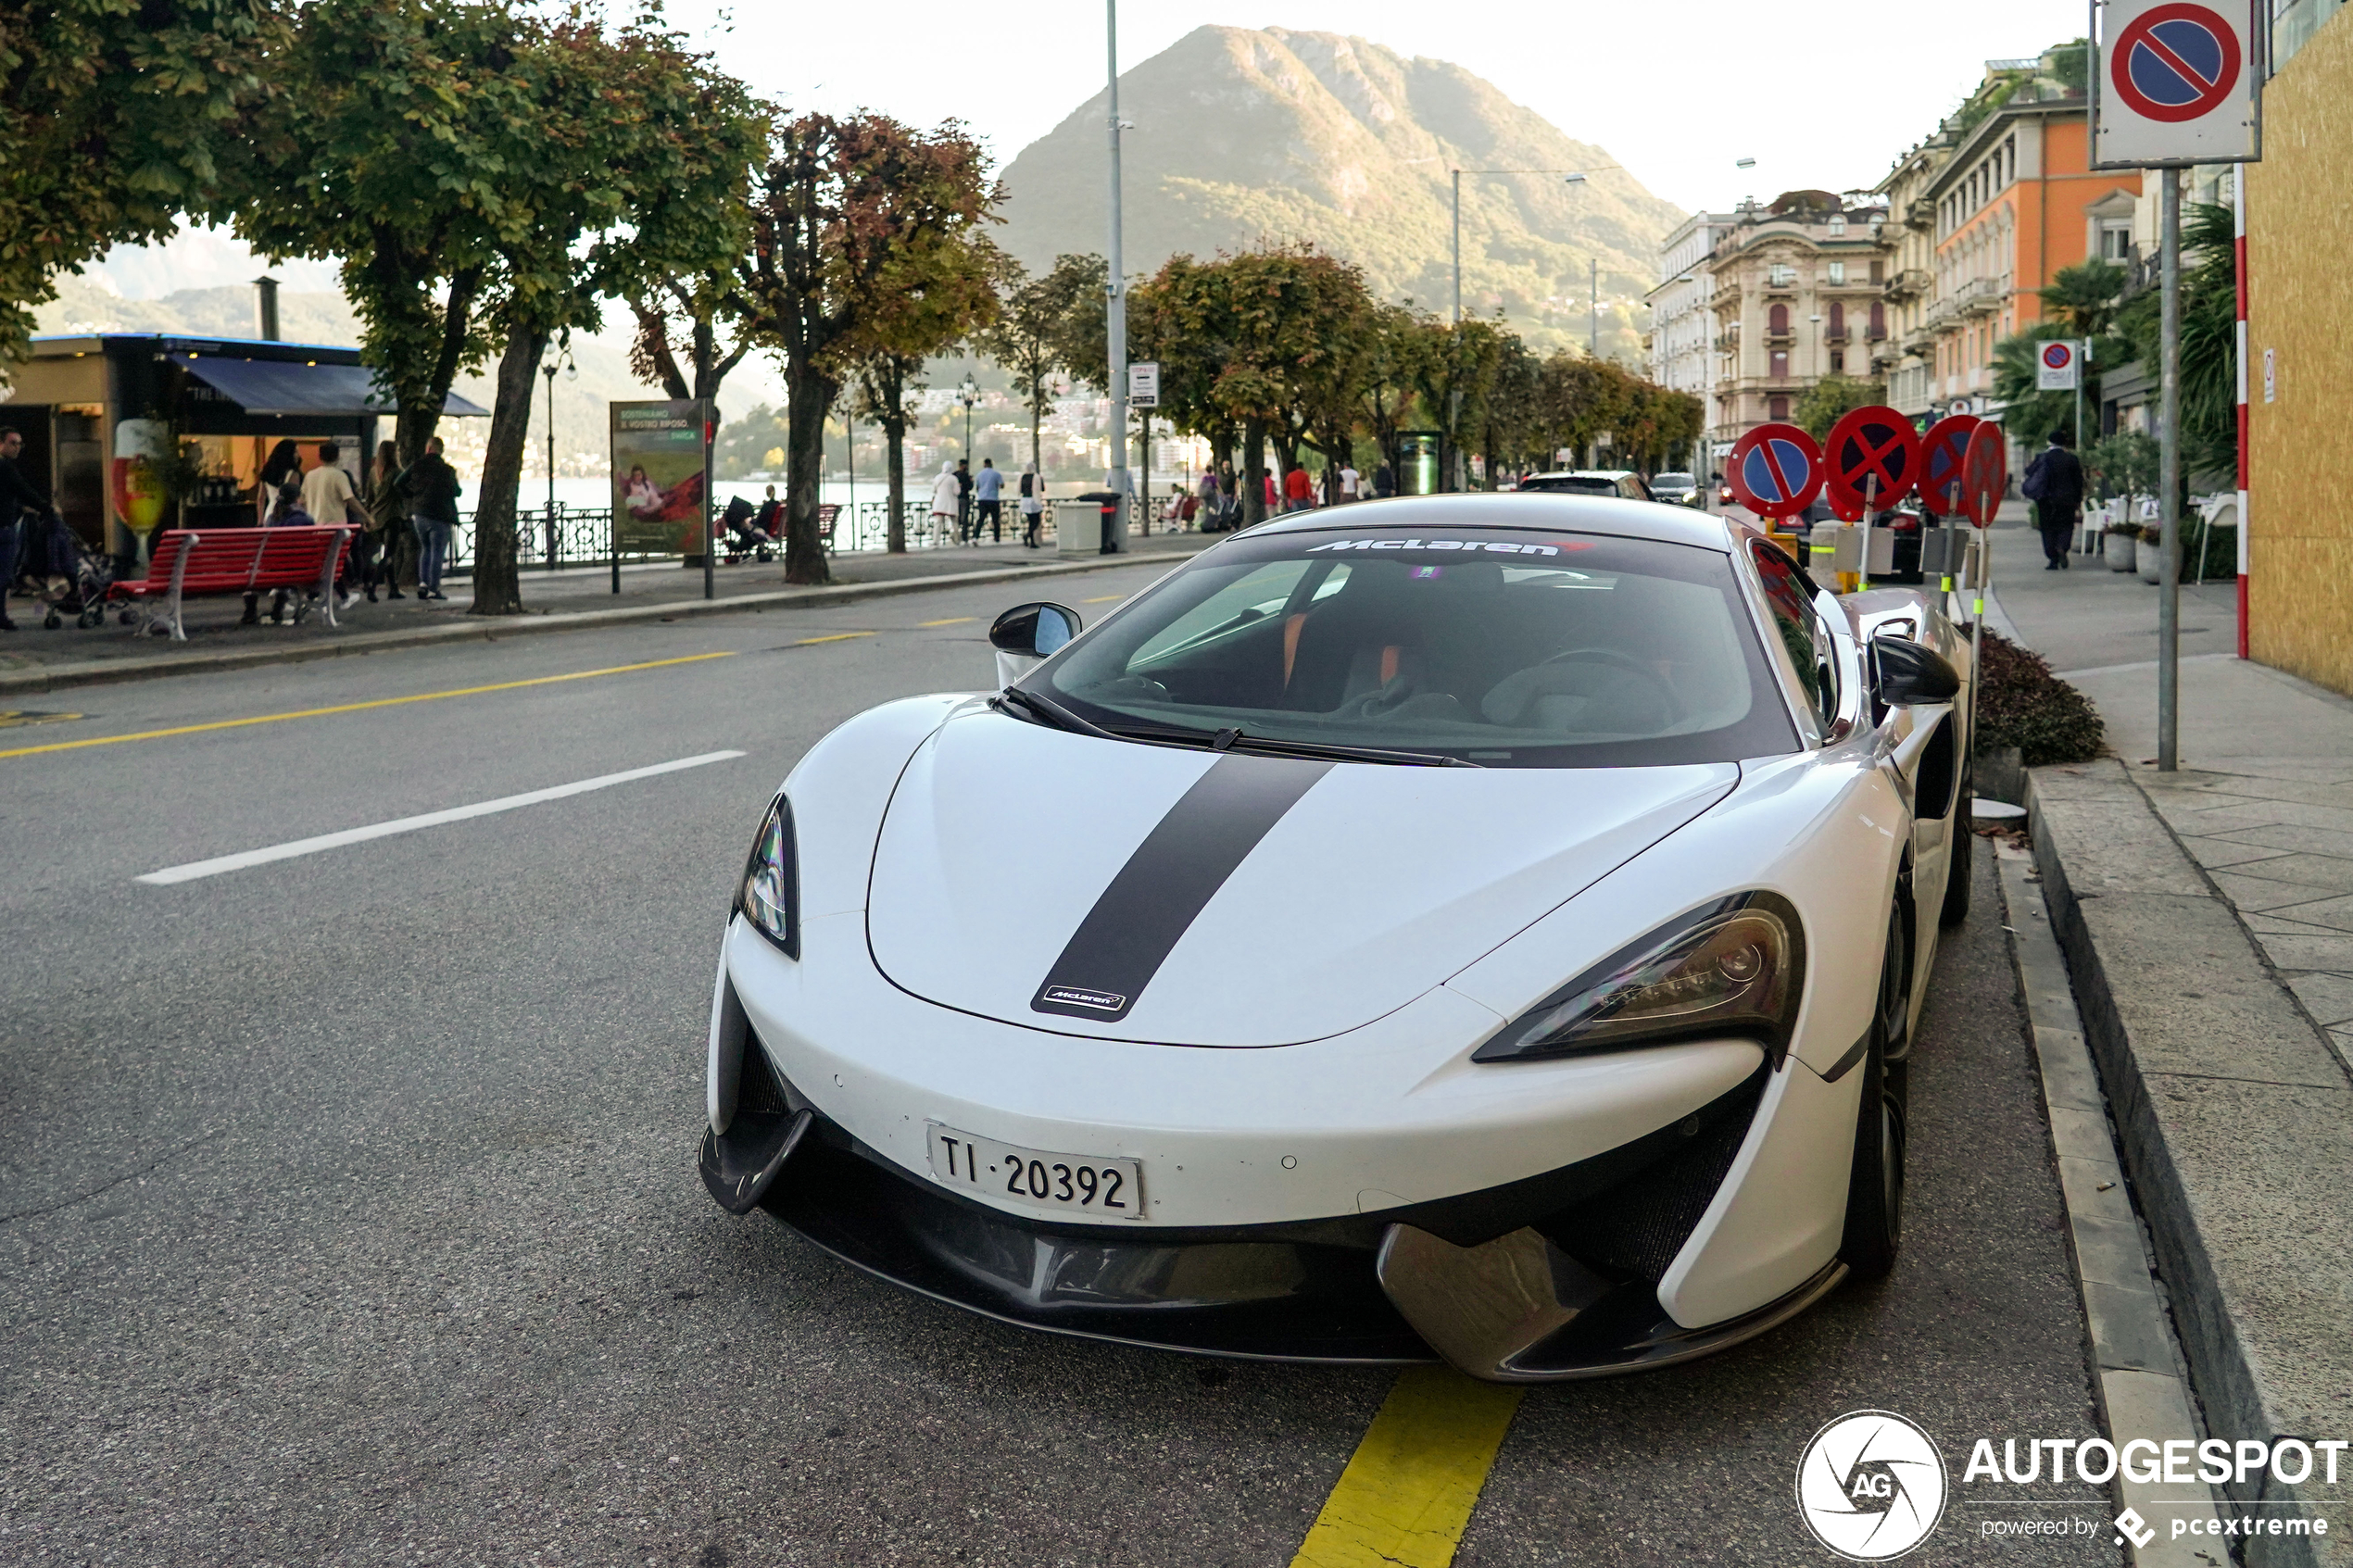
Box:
[864,709,1738,1047]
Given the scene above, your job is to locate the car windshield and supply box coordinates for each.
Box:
[1654,472,1695,489]
[1517,475,1617,495]
[1025,526,1799,768]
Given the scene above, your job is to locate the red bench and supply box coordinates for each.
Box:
[107,527,353,642]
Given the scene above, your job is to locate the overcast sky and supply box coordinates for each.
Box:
[665,0,2084,213]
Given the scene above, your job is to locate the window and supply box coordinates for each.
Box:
[1769,350,1790,379]
[1828,302,1846,335]
[1030,528,1796,768]
[1829,216,1847,236]
[1749,540,1838,732]
[1869,301,1887,339]
[1830,351,1845,372]
[1869,259,1885,284]
[1768,303,1790,333]
[1768,263,1796,287]
[1768,395,1791,420]
[1828,261,1846,285]
[2101,224,2133,261]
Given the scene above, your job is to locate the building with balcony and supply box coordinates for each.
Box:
[1919,56,2140,424]
[1645,211,1738,473]
[1699,191,1891,458]
[1870,131,1953,419]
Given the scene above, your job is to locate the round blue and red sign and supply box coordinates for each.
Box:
[2042,343,2075,371]
[1727,423,1824,521]
[2111,4,2241,123]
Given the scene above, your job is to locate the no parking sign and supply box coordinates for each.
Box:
[1726,424,1824,520]
[2093,0,2260,166]
[2037,342,2081,391]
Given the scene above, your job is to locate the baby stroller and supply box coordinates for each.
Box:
[9,508,117,630]
[718,495,774,564]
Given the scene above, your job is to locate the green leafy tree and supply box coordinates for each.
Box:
[738,111,998,583]
[2115,201,2238,483]
[976,253,1103,479]
[0,0,284,367]
[629,270,755,403]
[1792,373,1885,440]
[2040,257,2129,337]
[461,11,763,615]
[1415,317,1512,492]
[230,0,526,465]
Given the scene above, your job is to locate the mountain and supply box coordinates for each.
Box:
[994,26,1688,360]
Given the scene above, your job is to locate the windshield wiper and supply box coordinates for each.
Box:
[1211,726,1480,769]
[990,686,1119,739]
[1000,696,1478,768]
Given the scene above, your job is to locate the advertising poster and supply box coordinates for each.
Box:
[609,400,708,555]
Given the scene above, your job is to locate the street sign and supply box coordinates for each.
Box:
[2093,0,2260,167]
[1126,361,1160,408]
[2037,340,2082,391]
[1918,414,1982,517]
[1960,422,2007,528]
[1726,423,1824,520]
[1824,405,1920,511]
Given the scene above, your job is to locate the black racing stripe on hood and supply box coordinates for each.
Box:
[1031,753,1333,1021]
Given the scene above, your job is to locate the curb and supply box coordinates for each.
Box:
[0,545,1204,699]
[2029,760,2353,1568]
[1994,841,2227,1564]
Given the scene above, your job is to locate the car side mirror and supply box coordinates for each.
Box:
[989,601,1081,687]
[1871,634,1961,708]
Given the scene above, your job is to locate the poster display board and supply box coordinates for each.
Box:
[609,400,709,555]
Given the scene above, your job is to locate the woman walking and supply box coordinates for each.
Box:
[926,461,960,550]
[368,441,410,599]
[1019,463,1044,549]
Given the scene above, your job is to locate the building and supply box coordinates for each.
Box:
[1915,57,2140,434]
[1645,212,1737,470]
[1701,192,1892,458]
[1871,136,1956,419]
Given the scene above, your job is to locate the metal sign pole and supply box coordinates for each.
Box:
[702,397,716,601]
[2158,171,2182,771]
[1969,496,1990,765]
[1859,473,1878,594]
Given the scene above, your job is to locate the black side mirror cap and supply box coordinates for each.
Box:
[1871,634,1961,707]
[989,601,1082,659]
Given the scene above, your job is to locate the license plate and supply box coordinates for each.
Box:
[925,1123,1147,1221]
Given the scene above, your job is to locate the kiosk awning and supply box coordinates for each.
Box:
[182,357,488,418]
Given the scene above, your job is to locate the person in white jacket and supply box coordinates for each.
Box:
[926,462,960,548]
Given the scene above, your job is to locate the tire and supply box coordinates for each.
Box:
[1940,758,1975,928]
[1840,913,1912,1278]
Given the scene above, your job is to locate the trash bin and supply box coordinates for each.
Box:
[1070,491,1121,558]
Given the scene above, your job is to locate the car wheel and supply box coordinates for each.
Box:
[1840,915,1911,1278]
[1940,758,1974,928]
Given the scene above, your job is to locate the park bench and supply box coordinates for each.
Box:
[107,526,352,642]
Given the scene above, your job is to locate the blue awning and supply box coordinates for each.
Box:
[181,356,488,418]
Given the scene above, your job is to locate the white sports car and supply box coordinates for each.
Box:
[700,494,1975,1382]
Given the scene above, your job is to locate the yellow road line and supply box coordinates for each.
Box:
[789,631,876,646]
[1290,1368,1524,1568]
[917,617,975,628]
[0,651,737,761]
[1081,594,1123,604]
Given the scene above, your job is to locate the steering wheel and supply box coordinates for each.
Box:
[1541,648,1682,725]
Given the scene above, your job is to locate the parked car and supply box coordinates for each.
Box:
[1514,470,1655,502]
[1651,470,1702,508]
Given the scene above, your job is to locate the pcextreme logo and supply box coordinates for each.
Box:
[1796,1411,1949,1561]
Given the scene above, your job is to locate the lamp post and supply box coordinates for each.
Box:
[959,372,979,544]
[1453,166,1609,324]
[540,354,575,570]
[1561,168,1624,356]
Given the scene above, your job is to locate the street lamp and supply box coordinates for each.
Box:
[541,353,577,555]
[959,371,979,459]
[1562,167,1624,356]
[1452,166,1602,323]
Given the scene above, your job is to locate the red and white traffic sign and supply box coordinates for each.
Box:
[1917,415,1981,517]
[1960,423,2007,529]
[2037,341,2081,391]
[1726,423,1824,521]
[2094,0,2259,166]
[1824,406,1919,512]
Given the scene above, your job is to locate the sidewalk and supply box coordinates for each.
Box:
[0,529,1212,696]
[1992,510,2353,1564]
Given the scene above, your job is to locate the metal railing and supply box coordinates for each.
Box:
[442,497,1078,577]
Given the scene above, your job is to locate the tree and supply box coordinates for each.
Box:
[2115,201,2238,483]
[738,112,998,583]
[849,353,924,551]
[976,253,1103,480]
[629,270,755,403]
[1415,318,1511,491]
[0,0,284,367]
[2039,257,2129,338]
[461,11,763,615]
[231,0,527,466]
[1792,373,1885,440]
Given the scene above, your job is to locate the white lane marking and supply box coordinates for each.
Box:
[136,750,747,884]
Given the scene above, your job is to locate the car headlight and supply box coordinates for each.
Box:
[734,795,799,958]
[1472,893,1804,1064]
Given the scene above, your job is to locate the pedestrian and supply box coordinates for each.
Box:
[258,439,302,523]
[300,442,362,608]
[754,484,783,538]
[1019,462,1044,548]
[954,458,975,544]
[1283,463,1315,514]
[0,424,65,632]
[242,478,316,624]
[973,458,1004,543]
[2021,428,2085,571]
[927,460,961,549]
[1373,460,1396,499]
[368,440,410,600]
[1263,470,1279,514]
[1195,467,1219,532]
[397,435,462,602]
[1338,461,1361,504]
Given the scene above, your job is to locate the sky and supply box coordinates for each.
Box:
[666,0,2085,213]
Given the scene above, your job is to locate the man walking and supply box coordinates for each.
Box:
[2022,429,2085,571]
[954,458,974,545]
[0,426,63,632]
[302,442,361,608]
[973,458,1003,544]
[1337,461,1360,505]
[398,436,462,601]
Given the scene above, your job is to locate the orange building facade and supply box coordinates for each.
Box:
[1924,104,2139,421]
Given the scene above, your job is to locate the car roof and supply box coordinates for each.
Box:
[1243,492,1734,552]
[1520,470,1638,482]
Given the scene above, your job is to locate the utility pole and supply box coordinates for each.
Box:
[1590,257,1599,356]
[1102,0,1129,553]
[2158,169,2182,771]
[1452,169,1462,323]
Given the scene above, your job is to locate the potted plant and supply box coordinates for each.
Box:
[2136,523,2163,583]
[2105,521,2140,571]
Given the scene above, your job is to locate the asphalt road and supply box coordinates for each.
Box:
[2,563,2116,1566]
